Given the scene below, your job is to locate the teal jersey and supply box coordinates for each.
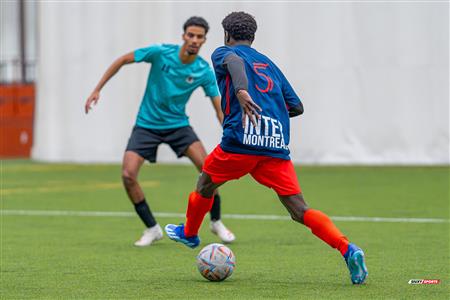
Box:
[134,44,220,129]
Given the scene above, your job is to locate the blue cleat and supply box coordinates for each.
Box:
[344,243,368,284]
[165,224,200,249]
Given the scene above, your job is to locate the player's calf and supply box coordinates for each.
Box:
[278,194,309,224]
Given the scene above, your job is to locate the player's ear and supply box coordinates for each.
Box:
[224,31,230,44]
[182,31,188,42]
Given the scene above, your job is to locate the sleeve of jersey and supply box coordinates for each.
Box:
[134,44,163,63]
[278,70,304,117]
[211,46,235,77]
[202,68,220,98]
[223,54,248,94]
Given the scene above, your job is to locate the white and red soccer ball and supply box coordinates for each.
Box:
[196,243,236,281]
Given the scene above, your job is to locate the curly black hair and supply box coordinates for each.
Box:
[183,16,209,34]
[222,12,257,42]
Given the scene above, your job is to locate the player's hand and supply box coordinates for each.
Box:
[236,90,262,128]
[85,91,100,114]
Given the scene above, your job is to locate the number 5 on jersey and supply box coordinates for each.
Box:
[253,63,273,93]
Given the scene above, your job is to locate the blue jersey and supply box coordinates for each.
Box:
[211,45,302,160]
[134,44,220,130]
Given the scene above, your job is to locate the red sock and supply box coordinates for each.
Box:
[303,209,349,255]
[184,191,214,237]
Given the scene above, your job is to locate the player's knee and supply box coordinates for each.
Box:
[197,183,215,198]
[121,169,137,186]
[196,172,215,197]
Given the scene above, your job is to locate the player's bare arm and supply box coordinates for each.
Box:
[85,52,135,114]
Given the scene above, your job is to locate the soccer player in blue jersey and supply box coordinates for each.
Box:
[85,17,235,247]
[165,12,368,284]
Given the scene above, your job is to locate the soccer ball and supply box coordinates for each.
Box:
[196,243,236,281]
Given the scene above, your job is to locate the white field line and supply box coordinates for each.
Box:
[0,209,448,224]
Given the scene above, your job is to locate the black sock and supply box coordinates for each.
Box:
[134,199,157,228]
[210,194,221,221]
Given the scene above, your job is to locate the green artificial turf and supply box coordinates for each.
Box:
[1,161,449,299]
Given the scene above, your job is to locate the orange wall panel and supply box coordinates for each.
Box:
[0,84,35,158]
[0,85,15,117]
[16,84,35,117]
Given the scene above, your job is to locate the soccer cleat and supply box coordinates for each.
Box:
[134,224,163,247]
[344,243,368,284]
[210,220,236,243]
[165,224,200,249]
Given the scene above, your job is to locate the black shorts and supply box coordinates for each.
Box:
[126,125,200,163]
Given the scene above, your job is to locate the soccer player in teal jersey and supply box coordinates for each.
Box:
[85,17,235,246]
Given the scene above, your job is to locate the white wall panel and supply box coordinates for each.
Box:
[33,2,449,164]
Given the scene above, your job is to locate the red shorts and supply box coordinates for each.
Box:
[203,145,301,196]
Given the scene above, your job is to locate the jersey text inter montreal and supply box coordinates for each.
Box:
[211,45,302,160]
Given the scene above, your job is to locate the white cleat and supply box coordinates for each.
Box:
[210,220,236,244]
[134,224,163,247]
